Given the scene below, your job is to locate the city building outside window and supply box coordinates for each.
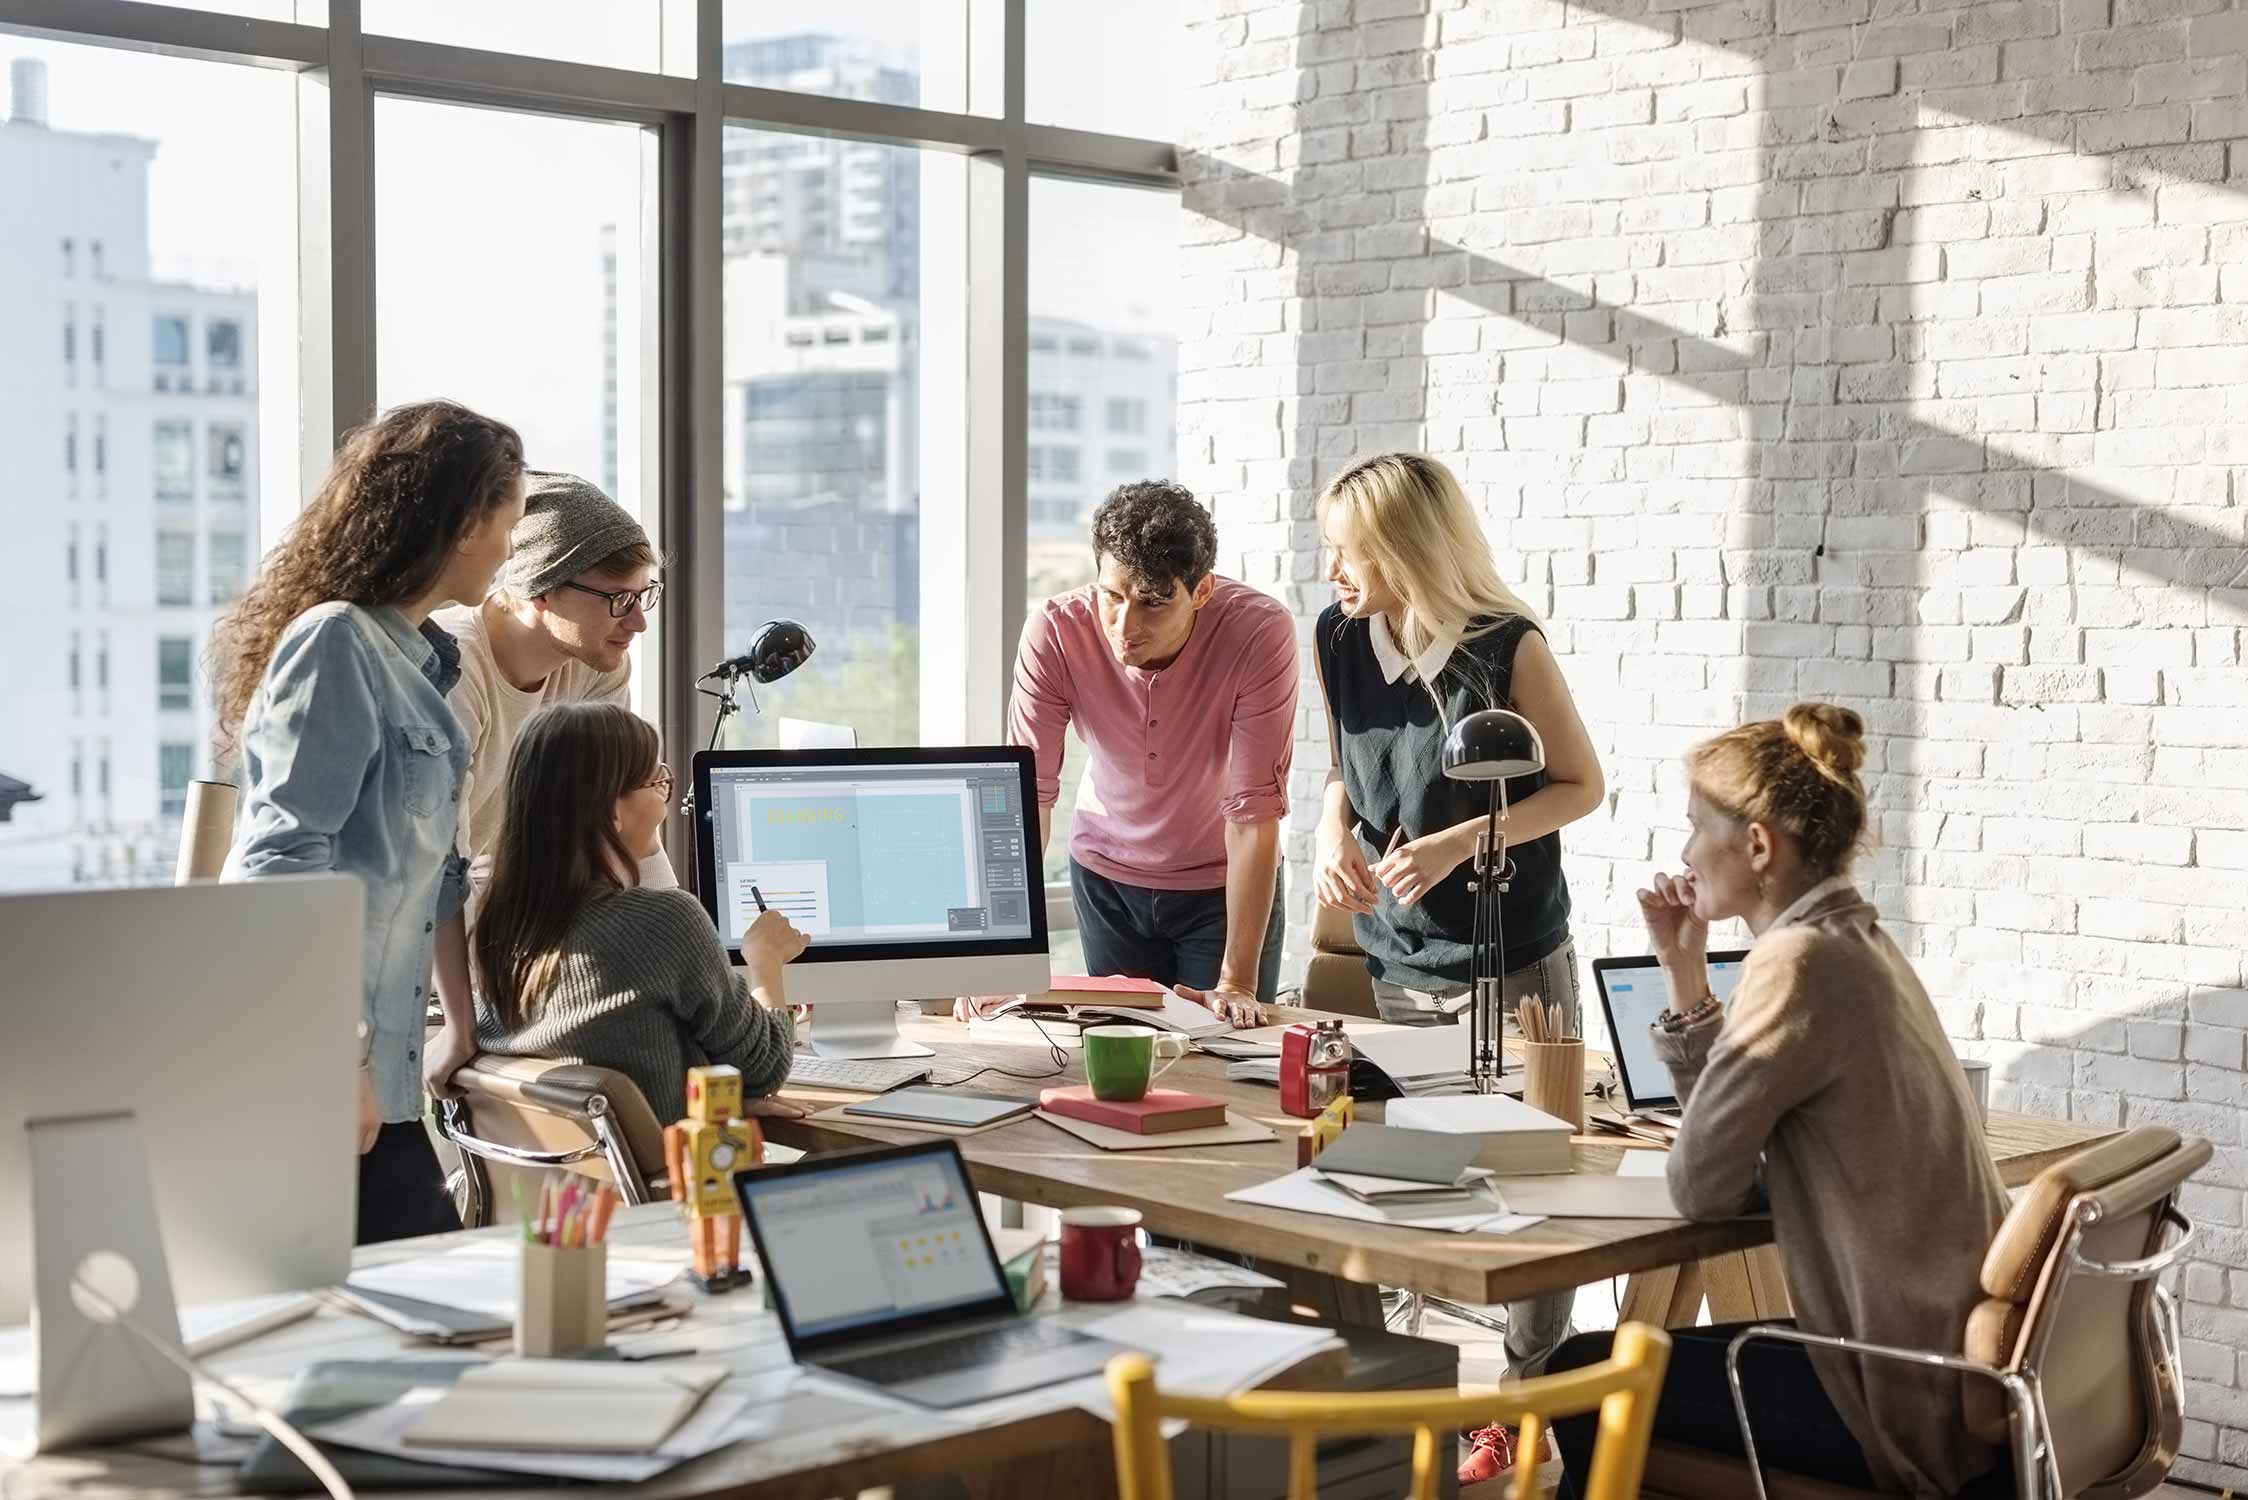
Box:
[1030,393,1080,431]
[156,531,194,607]
[208,531,247,604]
[1105,396,1146,435]
[158,637,193,712]
[154,421,193,500]
[152,313,189,367]
[208,422,246,498]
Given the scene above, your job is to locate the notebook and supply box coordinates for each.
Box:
[840,1088,1035,1130]
[401,1358,728,1454]
[1303,1124,1487,1187]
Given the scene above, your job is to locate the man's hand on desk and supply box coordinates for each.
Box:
[950,995,1022,1022]
[746,1096,812,1121]
[1172,981,1264,1029]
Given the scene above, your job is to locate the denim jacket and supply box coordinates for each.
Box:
[224,603,470,1123]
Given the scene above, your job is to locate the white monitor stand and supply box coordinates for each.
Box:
[789,951,1052,1059]
[29,1113,193,1451]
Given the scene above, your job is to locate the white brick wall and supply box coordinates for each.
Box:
[1179,0,2248,1479]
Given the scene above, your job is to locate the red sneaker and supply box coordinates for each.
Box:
[1459,1422,1555,1488]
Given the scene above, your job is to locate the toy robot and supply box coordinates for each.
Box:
[665,1064,762,1293]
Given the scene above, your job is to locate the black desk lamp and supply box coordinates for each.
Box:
[1441,708,1547,1094]
[698,619,816,752]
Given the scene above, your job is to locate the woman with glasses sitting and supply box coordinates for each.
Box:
[470,701,805,1122]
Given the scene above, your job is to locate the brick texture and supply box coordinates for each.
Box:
[1178,0,2248,1479]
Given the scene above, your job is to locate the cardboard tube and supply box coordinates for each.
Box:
[174,780,238,884]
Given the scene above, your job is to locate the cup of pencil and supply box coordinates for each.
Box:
[1517,995,1587,1134]
[516,1179,619,1359]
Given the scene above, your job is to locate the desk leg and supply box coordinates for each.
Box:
[1700,1246,1792,1323]
[1618,1262,1707,1328]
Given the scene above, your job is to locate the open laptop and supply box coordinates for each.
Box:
[1590,951,1751,1124]
[735,1140,1128,1408]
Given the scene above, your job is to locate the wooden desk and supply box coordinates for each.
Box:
[0,1205,1340,1500]
[772,1010,2118,1322]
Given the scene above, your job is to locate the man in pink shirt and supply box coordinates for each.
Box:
[1006,482,1299,1023]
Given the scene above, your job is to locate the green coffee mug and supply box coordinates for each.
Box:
[1081,1024,1188,1102]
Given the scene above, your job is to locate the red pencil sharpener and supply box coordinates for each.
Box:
[1279,1019,1352,1119]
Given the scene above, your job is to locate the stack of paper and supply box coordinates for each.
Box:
[403,1359,727,1453]
[1226,1167,1542,1235]
[337,1242,681,1341]
[1384,1093,1574,1175]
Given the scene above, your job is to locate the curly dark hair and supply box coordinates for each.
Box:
[211,399,526,748]
[1090,480,1218,598]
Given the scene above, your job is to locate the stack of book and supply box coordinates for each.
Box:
[1038,1085,1228,1134]
[966,979,1232,1046]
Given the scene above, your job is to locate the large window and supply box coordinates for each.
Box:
[2,5,1177,902]
[1027,178,1183,903]
[718,126,930,751]
[158,742,193,820]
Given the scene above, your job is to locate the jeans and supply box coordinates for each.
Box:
[357,1120,463,1246]
[1371,938,1582,1379]
[1069,860,1287,1006]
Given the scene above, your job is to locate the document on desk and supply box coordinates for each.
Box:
[401,1358,728,1453]
[310,1364,893,1482]
[342,1241,681,1327]
[1616,1149,1670,1178]
[1227,1167,1544,1236]
[1488,1172,1682,1219]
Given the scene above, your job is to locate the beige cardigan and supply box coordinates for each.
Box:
[1654,880,2009,1498]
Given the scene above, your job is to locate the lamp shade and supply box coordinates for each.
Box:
[743,619,816,683]
[1441,708,1545,782]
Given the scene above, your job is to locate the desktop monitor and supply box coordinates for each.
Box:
[0,875,360,1449]
[692,746,1050,1058]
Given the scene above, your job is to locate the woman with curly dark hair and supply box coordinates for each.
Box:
[217,399,525,1245]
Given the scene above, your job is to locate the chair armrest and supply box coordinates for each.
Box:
[2067,1204,2193,1281]
[1723,1326,2050,1500]
[433,1095,611,1171]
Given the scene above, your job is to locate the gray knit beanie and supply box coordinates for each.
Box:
[500,471,651,598]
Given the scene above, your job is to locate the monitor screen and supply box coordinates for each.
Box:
[697,750,1040,959]
[739,1148,1004,1342]
[1600,955,1748,1107]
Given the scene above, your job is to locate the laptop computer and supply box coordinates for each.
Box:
[735,1140,1128,1409]
[1590,951,1751,1124]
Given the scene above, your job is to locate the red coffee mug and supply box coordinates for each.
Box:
[1058,1206,1142,1302]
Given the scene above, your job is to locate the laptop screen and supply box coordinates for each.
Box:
[737,1145,1009,1343]
[1597,954,1750,1109]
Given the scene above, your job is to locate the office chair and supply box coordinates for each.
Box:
[1642,1125,2208,1500]
[433,1053,673,1228]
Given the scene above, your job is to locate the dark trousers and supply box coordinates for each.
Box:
[357,1120,463,1246]
[1069,859,1286,1006]
[1550,1322,1881,1498]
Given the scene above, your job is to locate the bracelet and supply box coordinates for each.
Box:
[1657,994,1722,1034]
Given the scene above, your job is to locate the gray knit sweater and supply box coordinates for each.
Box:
[474,887,794,1120]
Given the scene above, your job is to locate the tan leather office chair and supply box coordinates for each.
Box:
[433,1054,673,1229]
[1292,902,1378,1018]
[1643,1125,2208,1500]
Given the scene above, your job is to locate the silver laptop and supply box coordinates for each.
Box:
[1590,951,1750,1124]
[735,1140,1127,1408]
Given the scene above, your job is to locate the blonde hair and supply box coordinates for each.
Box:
[1317,452,1538,661]
[1686,703,1871,880]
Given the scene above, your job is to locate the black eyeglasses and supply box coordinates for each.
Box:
[559,579,662,618]
[644,764,673,793]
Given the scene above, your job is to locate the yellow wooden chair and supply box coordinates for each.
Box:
[1108,1320,1672,1500]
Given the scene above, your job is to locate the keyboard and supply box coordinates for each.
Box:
[824,1320,1086,1387]
[785,1053,932,1092]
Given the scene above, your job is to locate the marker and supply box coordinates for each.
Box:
[750,885,768,913]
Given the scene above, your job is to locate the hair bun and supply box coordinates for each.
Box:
[1782,701,1866,784]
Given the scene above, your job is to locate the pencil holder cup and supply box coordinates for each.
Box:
[517,1239,606,1358]
[1522,1040,1587,1133]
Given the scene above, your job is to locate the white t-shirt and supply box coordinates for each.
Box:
[435,602,676,921]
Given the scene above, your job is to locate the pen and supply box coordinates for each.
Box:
[750,884,767,913]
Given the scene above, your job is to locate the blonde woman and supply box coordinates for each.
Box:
[1545,705,2007,1497]
[1311,451,1604,1488]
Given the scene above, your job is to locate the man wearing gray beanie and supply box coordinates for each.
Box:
[427,471,665,1089]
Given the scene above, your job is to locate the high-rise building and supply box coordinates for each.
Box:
[0,59,259,891]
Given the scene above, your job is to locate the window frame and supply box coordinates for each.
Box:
[2,0,1180,881]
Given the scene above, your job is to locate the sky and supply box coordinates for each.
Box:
[4,2,1179,539]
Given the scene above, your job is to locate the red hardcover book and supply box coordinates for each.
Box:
[1039,1086,1228,1135]
[1023,974,1167,1009]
